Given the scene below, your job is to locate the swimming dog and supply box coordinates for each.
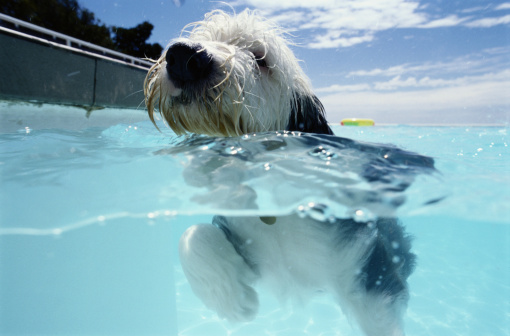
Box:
[144,10,414,336]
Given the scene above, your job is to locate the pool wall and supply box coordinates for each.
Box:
[0,18,150,110]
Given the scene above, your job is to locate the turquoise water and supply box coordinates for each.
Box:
[0,117,509,335]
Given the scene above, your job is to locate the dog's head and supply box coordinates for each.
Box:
[144,10,333,136]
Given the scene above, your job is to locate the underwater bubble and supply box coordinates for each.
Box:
[224,146,237,154]
[297,205,308,218]
[308,146,338,161]
[224,146,245,155]
[351,208,376,223]
[297,202,336,223]
[308,146,326,156]
[309,146,325,156]
[392,256,401,263]
[322,152,338,161]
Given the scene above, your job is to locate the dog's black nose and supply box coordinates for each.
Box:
[165,43,213,85]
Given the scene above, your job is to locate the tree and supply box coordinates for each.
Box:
[0,0,162,59]
[113,21,163,59]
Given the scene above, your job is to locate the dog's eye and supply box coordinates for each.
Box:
[255,58,267,68]
[251,52,268,68]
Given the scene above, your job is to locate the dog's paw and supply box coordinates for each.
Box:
[179,224,259,322]
[216,281,259,322]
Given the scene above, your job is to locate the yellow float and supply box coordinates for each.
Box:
[340,118,375,126]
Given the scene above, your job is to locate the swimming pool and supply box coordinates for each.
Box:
[0,103,508,336]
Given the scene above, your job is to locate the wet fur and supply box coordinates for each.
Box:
[144,10,413,336]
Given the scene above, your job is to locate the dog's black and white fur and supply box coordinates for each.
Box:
[145,10,415,336]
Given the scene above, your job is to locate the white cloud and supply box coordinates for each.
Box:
[347,65,411,78]
[316,83,372,93]
[320,79,510,124]
[264,10,308,27]
[314,48,510,124]
[371,70,510,90]
[346,48,510,79]
[495,3,510,10]
[307,31,374,49]
[417,15,469,28]
[316,67,510,124]
[233,0,510,49]
[320,67,510,92]
[465,14,510,27]
[461,6,490,14]
[234,0,468,48]
[296,4,426,31]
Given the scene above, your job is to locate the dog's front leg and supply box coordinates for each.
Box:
[179,224,259,322]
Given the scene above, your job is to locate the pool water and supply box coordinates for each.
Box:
[0,111,509,336]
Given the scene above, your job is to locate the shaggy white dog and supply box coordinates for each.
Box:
[144,9,332,136]
[144,10,414,336]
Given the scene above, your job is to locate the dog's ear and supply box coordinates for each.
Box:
[287,94,334,135]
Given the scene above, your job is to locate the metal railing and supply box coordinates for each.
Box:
[0,13,154,68]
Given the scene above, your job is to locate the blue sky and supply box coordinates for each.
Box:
[80,0,510,125]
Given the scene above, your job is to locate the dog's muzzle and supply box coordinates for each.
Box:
[165,43,213,89]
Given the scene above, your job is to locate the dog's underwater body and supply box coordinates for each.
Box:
[145,10,415,336]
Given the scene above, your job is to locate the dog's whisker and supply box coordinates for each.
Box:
[212,75,230,93]
[212,58,234,89]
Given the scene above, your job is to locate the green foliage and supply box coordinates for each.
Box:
[113,21,163,59]
[0,0,163,59]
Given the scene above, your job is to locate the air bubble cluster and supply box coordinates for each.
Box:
[297,202,336,223]
[224,146,245,155]
[308,146,338,161]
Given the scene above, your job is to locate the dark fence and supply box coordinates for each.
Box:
[0,13,153,109]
